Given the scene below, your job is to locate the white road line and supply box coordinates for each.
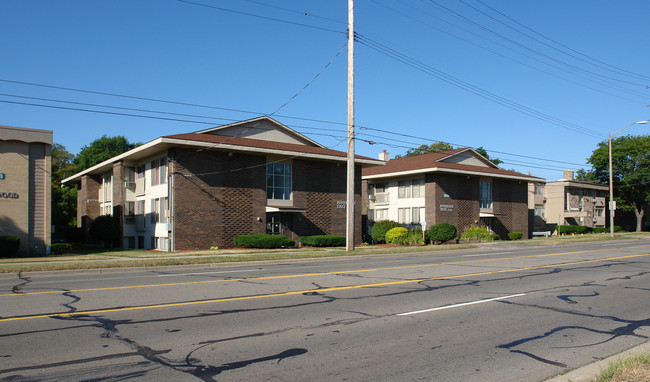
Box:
[462,252,514,257]
[397,293,527,316]
[157,269,265,277]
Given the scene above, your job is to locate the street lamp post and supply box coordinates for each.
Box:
[608,120,648,237]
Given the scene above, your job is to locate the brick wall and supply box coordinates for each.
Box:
[172,151,362,249]
[428,173,480,233]
[77,174,101,241]
[493,179,529,238]
[172,149,267,250]
[293,160,361,242]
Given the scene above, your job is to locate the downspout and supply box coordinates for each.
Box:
[169,151,174,252]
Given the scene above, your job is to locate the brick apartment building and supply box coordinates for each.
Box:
[63,117,384,251]
[362,148,544,240]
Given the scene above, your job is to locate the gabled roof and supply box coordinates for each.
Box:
[363,148,545,182]
[195,116,324,148]
[62,119,385,185]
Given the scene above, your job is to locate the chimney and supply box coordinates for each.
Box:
[379,150,390,161]
[563,169,574,180]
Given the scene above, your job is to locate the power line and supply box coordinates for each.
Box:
[239,0,347,25]
[355,34,607,139]
[421,0,647,87]
[176,0,344,35]
[470,0,650,83]
[369,0,647,103]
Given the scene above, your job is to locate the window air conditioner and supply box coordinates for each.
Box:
[124,181,136,188]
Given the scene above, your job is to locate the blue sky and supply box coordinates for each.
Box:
[2,0,648,181]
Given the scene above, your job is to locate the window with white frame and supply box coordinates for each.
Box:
[412,207,425,224]
[267,162,292,200]
[479,181,492,209]
[398,208,411,224]
[151,158,167,186]
[534,207,545,218]
[398,178,425,199]
[374,208,388,221]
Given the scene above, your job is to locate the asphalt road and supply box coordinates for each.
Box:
[1,239,649,381]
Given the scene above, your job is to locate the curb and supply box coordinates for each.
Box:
[545,340,650,382]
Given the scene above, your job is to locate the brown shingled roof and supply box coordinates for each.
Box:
[363,148,543,180]
[164,132,379,163]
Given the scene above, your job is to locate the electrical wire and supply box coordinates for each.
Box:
[470,0,650,82]
[355,34,607,139]
[369,0,648,103]
[177,0,344,35]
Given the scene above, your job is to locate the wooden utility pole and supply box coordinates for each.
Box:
[346,0,355,251]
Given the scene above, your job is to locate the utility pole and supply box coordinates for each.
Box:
[346,0,355,251]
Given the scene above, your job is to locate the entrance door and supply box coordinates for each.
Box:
[266,213,284,235]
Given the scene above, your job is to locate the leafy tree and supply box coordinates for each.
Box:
[474,146,503,166]
[74,135,139,171]
[51,144,78,234]
[394,142,454,158]
[583,135,650,232]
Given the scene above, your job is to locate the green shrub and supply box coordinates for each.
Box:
[427,222,457,243]
[300,235,346,247]
[490,233,501,241]
[508,232,523,240]
[593,227,608,233]
[51,243,72,255]
[460,226,493,241]
[370,220,402,243]
[89,215,121,247]
[557,225,589,235]
[614,226,623,232]
[385,227,409,244]
[405,227,425,246]
[0,236,20,257]
[233,234,295,248]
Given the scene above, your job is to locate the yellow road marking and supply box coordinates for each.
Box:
[2,244,649,297]
[1,252,648,323]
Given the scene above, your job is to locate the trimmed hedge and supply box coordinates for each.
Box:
[508,232,523,240]
[0,236,20,257]
[593,227,608,234]
[233,234,295,248]
[385,227,409,244]
[460,226,494,241]
[427,222,457,243]
[300,235,346,247]
[51,243,73,255]
[371,220,402,243]
[557,225,589,235]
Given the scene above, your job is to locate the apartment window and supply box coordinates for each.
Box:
[160,197,168,223]
[151,160,160,186]
[124,236,135,249]
[374,209,388,221]
[535,208,545,218]
[124,167,135,182]
[535,185,545,196]
[151,198,159,224]
[412,207,424,224]
[101,172,112,203]
[370,183,386,194]
[158,158,167,184]
[595,208,604,217]
[136,165,145,179]
[398,208,411,224]
[267,162,291,200]
[479,181,492,209]
[398,179,425,199]
[151,158,167,186]
[125,201,135,217]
